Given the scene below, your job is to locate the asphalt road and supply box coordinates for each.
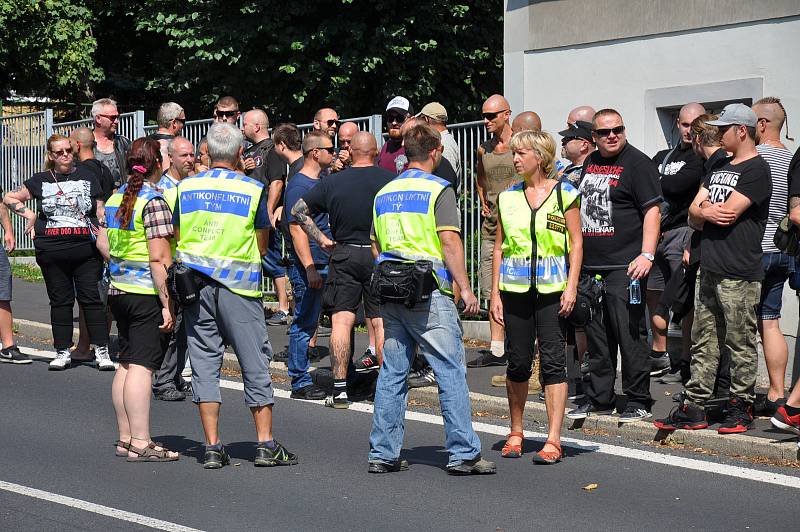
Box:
[1,344,798,532]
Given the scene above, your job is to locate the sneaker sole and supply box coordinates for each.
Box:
[718,424,752,434]
[770,417,800,435]
[49,364,70,371]
[97,364,116,371]
[446,466,497,476]
[354,367,379,373]
[566,413,588,420]
[649,367,670,377]
[0,358,32,364]
[618,414,652,424]
[254,458,299,467]
[653,421,708,430]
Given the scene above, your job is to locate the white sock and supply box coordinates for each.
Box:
[368,345,376,355]
[490,341,504,358]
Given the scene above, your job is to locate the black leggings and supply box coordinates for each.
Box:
[37,245,108,350]
[501,290,567,385]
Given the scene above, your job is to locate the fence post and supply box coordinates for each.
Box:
[370,114,383,149]
[135,110,145,139]
[44,108,54,138]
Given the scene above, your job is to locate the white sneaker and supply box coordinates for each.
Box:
[181,358,192,378]
[94,345,115,371]
[49,349,71,371]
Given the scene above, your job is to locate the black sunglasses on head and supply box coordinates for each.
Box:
[482,109,508,121]
[215,110,238,118]
[593,125,625,137]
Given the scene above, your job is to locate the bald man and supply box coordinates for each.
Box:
[511,111,542,134]
[332,121,359,173]
[468,94,517,371]
[567,106,596,128]
[753,96,795,414]
[648,102,706,382]
[314,107,340,139]
[291,131,395,407]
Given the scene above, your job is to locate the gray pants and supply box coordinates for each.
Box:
[152,310,188,393]
[184,283,274,407]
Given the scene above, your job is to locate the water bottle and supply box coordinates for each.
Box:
[628,278,641,305]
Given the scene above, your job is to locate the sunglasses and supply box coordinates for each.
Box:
[340,138,352,145]
[593,125,626,137]
[98,114,120,122]
[50,147,73,157]
[324,119,340,127]
[304,146,336,155]
[174,117,187,124]
[385,113,406,125]
[482,109,508,121]
[215,110,238,118]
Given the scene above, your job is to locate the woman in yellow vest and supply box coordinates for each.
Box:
[97,138,178,462]
[490,130,583,464]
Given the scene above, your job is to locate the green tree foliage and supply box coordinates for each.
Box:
[4,1,502,122]
[0,0,103,101]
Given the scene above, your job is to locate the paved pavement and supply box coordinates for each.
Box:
[1,350,798,531]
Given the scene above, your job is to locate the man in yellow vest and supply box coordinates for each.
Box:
[173,122,297,469]
[368,123,496,476]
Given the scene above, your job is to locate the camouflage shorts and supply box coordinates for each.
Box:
[684,270,760,406]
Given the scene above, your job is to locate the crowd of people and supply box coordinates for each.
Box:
[1,91,799,473]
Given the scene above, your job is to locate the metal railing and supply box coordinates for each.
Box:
[0,108,489,305]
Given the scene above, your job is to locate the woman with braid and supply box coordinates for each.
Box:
[96,138,178,462]
[4,134,111,370]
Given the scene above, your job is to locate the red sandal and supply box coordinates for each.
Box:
[531,440,562,465]
[501,431,524,458]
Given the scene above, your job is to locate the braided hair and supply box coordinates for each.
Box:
[117,138,161,229]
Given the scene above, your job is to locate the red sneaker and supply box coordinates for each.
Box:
[771,405,800,436]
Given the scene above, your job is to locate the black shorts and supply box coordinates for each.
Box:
[109,293,166,371]
[323,245,380,318]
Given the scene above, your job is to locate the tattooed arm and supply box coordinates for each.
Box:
[3,184,37,238]
[290,198,335,253]
[0,203,15,252]
[789,196,800,227]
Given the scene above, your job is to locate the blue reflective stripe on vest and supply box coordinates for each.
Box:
[179,189,253,217]
[374,190,432,216]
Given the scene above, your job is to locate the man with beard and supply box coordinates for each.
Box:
[377,96,414,174]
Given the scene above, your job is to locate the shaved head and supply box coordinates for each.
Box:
[512,111,542,133]
[167,136,194,157]
[753,99,786,132]
[244,109,268,128]
[678,103,706,123]
[350,131,378,163]
[568,106,595,126]
[482,94,510,113]
[70,126,94,145]
[338,121,359,139]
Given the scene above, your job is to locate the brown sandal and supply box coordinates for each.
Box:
[501,431,524,458]
[531,440,562,465]
[126,441,179,462]
[115,440,130,457]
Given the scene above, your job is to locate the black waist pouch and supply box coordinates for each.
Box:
[372,260,435,308]
[167,261,200,307]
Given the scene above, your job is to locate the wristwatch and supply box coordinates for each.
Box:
[640,252,655,262]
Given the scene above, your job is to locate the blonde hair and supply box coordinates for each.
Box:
[509,130,556,177]
[44,134,71,170]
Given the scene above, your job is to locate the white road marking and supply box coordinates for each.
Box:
[0,480,203,532]
[19,347,800,488]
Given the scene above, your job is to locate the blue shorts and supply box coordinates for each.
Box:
[0,248,12,301]
[262,230,286,279]
[758,252,794,320]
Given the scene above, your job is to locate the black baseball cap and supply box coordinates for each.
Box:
[558,120,593,142]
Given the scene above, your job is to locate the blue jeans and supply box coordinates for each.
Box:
[757,252,793,320]
[262,231,286,280]
[288,262,327,390]
[368,291,481,467]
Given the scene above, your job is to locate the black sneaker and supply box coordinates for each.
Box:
[290,384,327,400]
[368,459,409,474]
[0,345,32,364]
[354,350,380,373]
[408,366,436,388]
[203,446,230,469]
[446,456,497,476]
[659,368,684,384]
[307,345,329,361]
[653,403,708,430]
[618,407,652,423]
[569,380,585,401]
[754,395,785,418]
[266,310,289,326]
[154,388,186,401]
[466,350,507,368]
[254,441,298,467]
[718,397,753,434]
[649,353,671,377]
[566,401,613,420]
[273,350,289,362]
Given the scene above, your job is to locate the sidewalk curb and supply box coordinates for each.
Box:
[16,317,799,461]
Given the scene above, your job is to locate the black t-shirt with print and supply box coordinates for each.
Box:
[78,159,116,202]
[700,155,771,281]
[24,167,101,253]
[579,143,662,270]
[652,143,705,232]
[788,146,800,198]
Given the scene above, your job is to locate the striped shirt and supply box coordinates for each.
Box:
[758,144,793,252]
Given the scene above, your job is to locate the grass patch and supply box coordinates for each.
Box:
[11,262,44,283]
